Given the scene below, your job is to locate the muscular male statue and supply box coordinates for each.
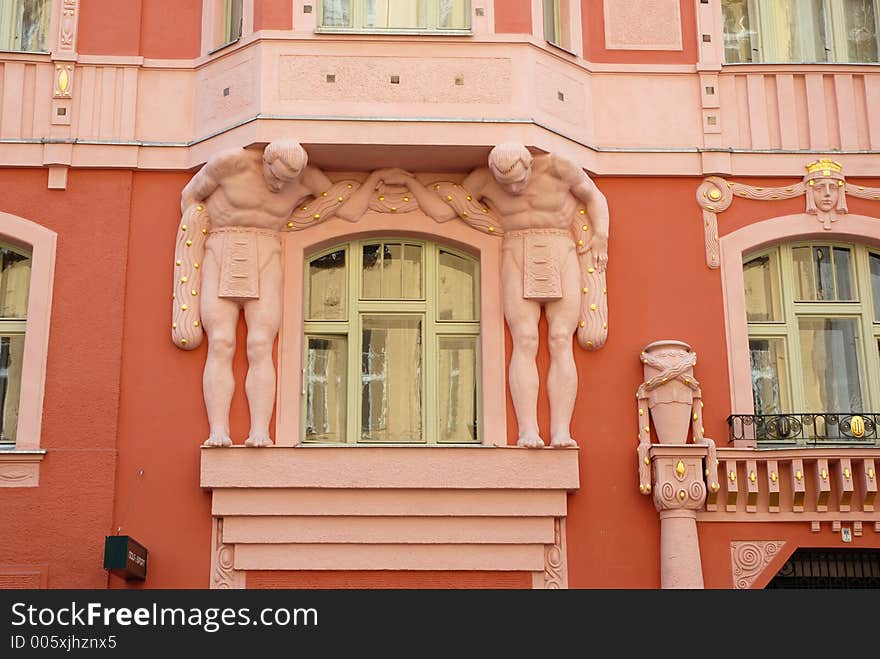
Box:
[172,140,381,447]
[392,144,610,447]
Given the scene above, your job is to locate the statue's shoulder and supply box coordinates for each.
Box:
[202,147,252,177]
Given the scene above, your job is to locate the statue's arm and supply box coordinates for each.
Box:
[179,149,243,213]
[555,155,610,271]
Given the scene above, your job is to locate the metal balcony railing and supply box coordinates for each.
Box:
[727,413,880,445]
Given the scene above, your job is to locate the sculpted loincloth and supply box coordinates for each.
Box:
[504,228,574,300]
[208,226,281,299]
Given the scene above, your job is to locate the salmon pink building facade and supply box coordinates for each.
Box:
[1,0,879,589]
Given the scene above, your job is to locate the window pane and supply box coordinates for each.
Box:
[0,0,51,52]
[792,246,816,300]
[438,336,478,442]
[743,252,782,322]
[438,249,477,320]
[723,0,756,63]
[365,0,426,29]
[840,0,878,62]
[305,336,347,442]
[0,335,24,443]
[543,0,571,49]
[382,244,402,298]
[814,246,835,300]
[798,317,864,412]
[833,247,855,300]
[321,0,352,27]
[361,316,422,441]
[308,250,346,320]
[225,0,243,42]
[870,252,880,322]
[439,0,470,29]
[403,244,423,299]
[362,244,381,298]
[0,245,31,319]
[749,337,790,415]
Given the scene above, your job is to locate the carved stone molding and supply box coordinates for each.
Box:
[695,160,880,268]
[210,518,245,589]
[56,0,79,58]
[543,517,568,589]
[731,540,786,589]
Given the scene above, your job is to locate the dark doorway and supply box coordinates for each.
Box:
[766,548,880,589]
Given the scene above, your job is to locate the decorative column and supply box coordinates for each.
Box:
[649,444,708,589]
[636,340,720,589]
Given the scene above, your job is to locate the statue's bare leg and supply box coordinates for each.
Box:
[200,247,237,447]
[502,247,544,447]
[545,250,581,447]
[243,249,281,447]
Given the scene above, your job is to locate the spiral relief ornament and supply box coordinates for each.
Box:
[731,541,785,589]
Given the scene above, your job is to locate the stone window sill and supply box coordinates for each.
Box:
[0,449,46,487]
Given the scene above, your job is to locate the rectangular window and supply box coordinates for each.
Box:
[318,0,471,32]
[0,0,51,53]
[209,0,243,50]
[543,0,572,50]
[722,0,880,63]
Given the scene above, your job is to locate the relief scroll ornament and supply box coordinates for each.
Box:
[697,159,880,269]
[731,541,786,589]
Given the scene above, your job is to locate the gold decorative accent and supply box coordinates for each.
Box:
[850,415,865,438]
[589,304,597,311]
[301,206,308,211]
[581,225,588,231]
[678,490,686,501]
[577,240,584,247]
[487,226,495,232]
[729,470,736,482]
[194,263,200,269]
[643,426,650,433]
[587,267,595,274]
[287,222,294,228]
[313,214,321,220]
[749,471,756,483]
[844,468,851,479]
[180,276,188,283]
[466,195,472,200]
[645,483,651,493]
[602,322,607,329]
[196,205,204,211]
[770,472,777,482]
[821,468,828,480]
[700,426,704,434]
[579,320,585,328]
[194,321,200,327]
[675,460,685,478]
[446,195,453,201]
[181,338,187,345]
[692,413,698,421]
[176,260,181,266]
[582,287,588,294]
[378,195,385,201]
[181,304,188,311]
[579,209,585,215]
[191,290,198,296]
[806,158,842,175]
[181,225,188,231]
[644,456,650,466]
[638,409,644,416]
[710,482,719,492]
[708,189,722,201]
[868,468,875,480]
[639,484,646,493]
[337,196,344,202]
[404,197,410,202]
[185,240,192,247]
[202,228,207,235]
[586,340,593,348]
[603,288,607,294]
[796,470,803,481]
[171,323,177,329]
[391,207,397,212]
[321,191,328,197]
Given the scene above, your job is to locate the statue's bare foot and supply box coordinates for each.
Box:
[244,434,274,447]
[517,435,545,448]
[550,436,578,448]
[203,435,233,447]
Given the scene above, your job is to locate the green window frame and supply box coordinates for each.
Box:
[744,242,880,443]
[0,0,51,53]
[722,0,880,64]
[0,241,31,444]
[317,0,472,34]
[302,238,481,445]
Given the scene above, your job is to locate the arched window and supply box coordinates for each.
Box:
[302,238,480,444]
[0,241,31,445]
[743,241,880,443]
